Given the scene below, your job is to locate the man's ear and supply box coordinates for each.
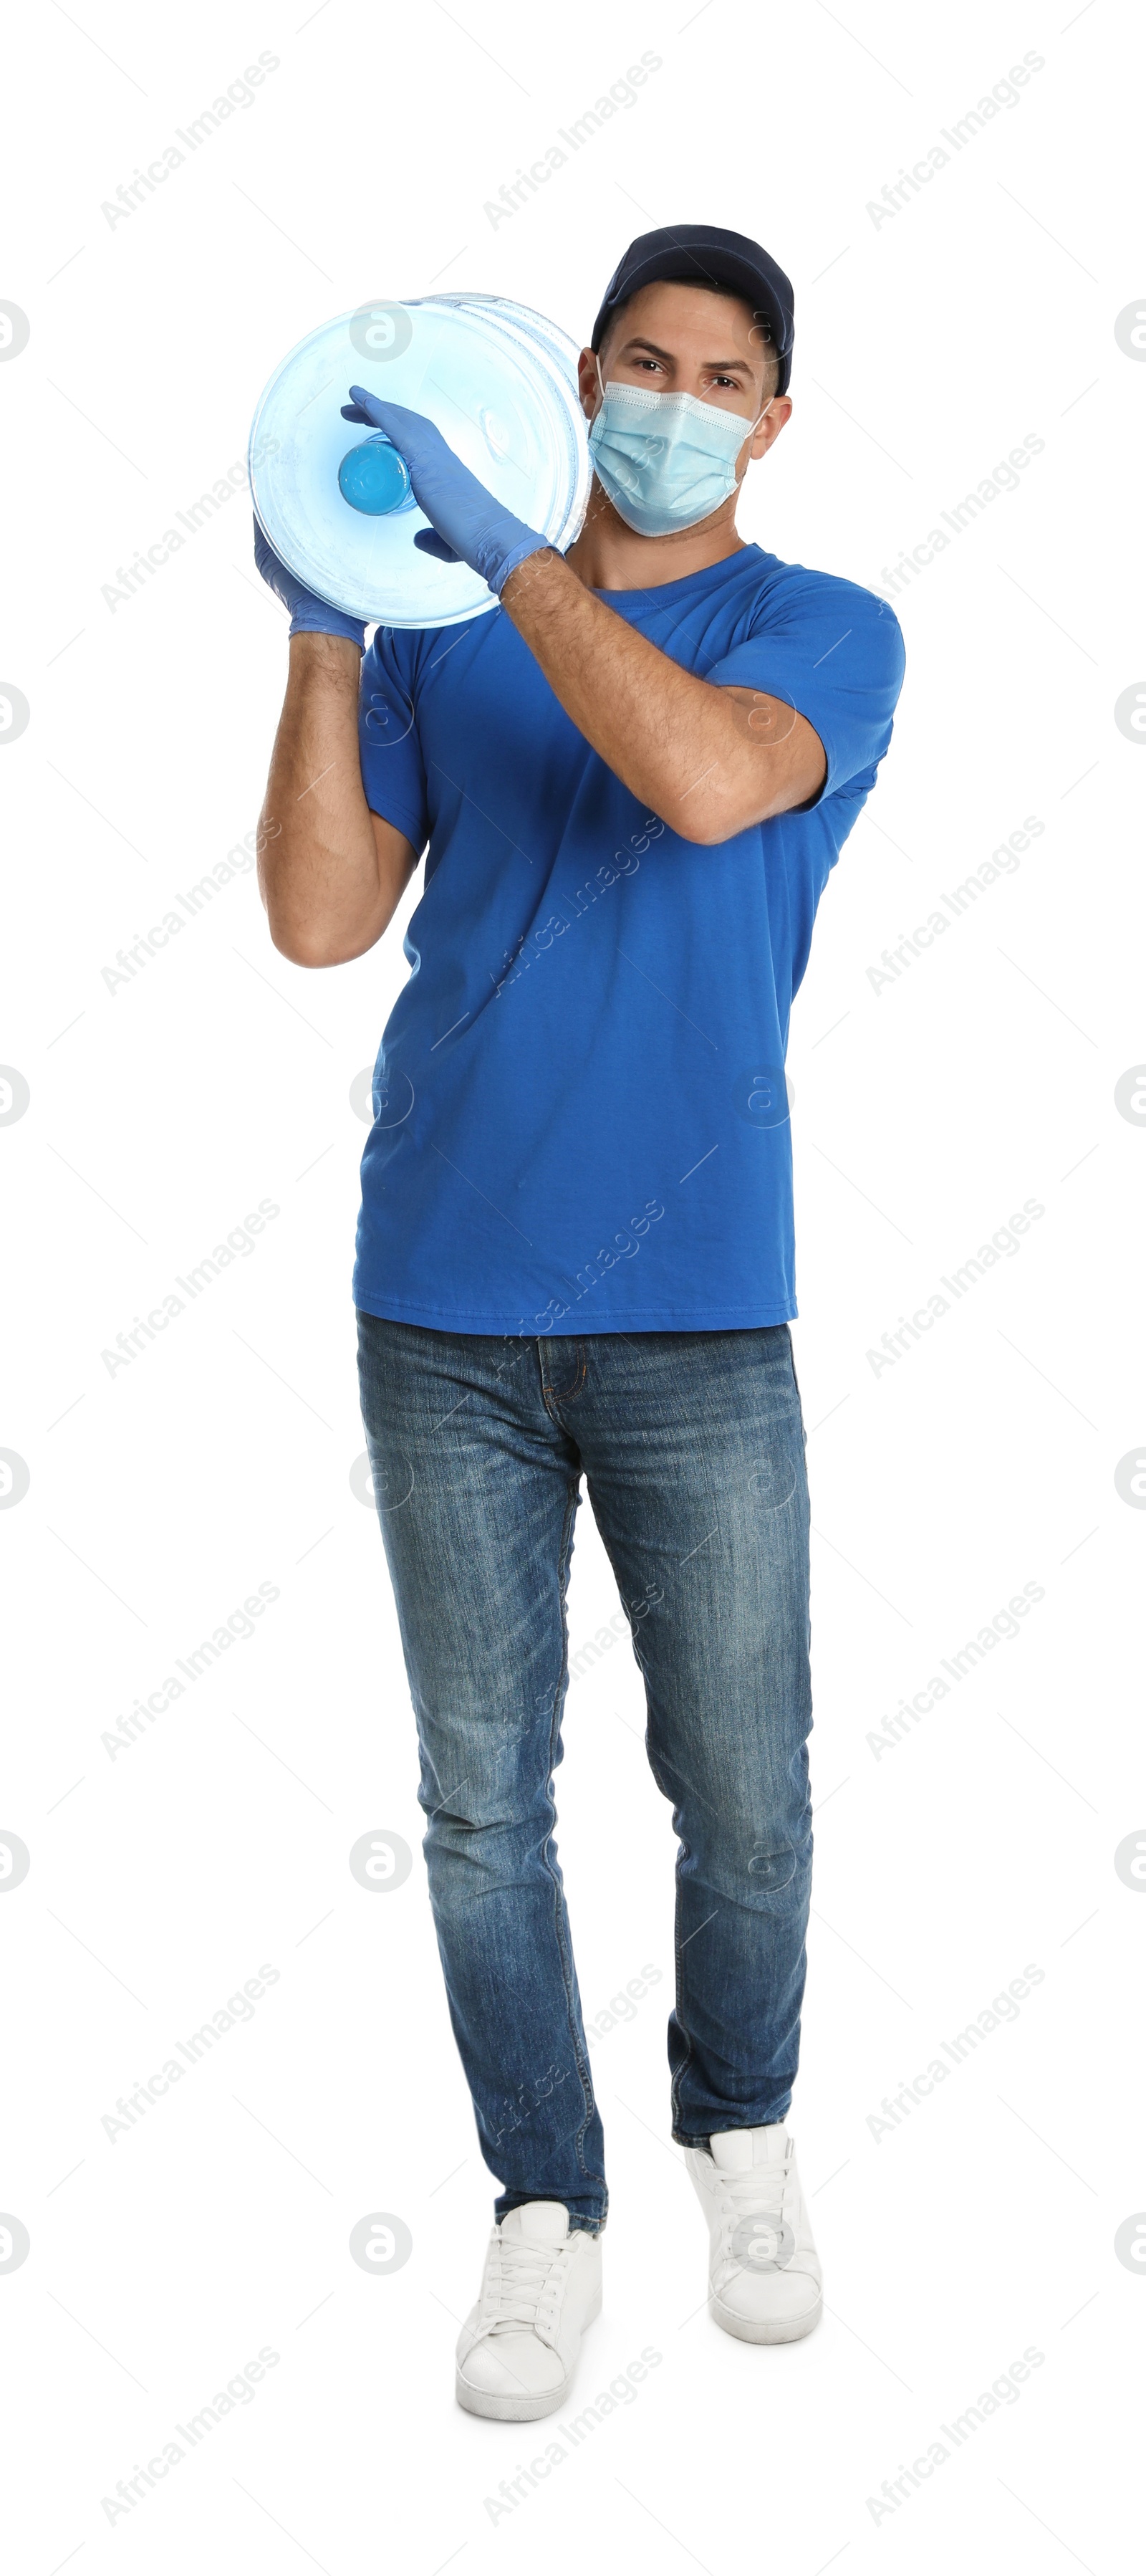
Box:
[751,396,792,459]
[577,347,601,423]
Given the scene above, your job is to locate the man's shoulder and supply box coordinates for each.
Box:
[741,546,901,636]
[734,551,906,699]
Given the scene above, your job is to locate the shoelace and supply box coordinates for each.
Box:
[714,2154,794,2253]
[486,2235,562,2335]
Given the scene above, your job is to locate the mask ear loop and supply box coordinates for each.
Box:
[736,391,775,486]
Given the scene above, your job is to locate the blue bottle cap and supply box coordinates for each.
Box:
[337,434,414,517]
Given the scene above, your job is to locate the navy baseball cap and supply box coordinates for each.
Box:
[591,224,795,393]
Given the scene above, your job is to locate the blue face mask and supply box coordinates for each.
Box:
[587,365,771,537]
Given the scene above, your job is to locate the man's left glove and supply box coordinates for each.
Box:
[253,516,366,648]
[341,389,549,596]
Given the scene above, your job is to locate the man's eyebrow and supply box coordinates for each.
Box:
[619,335,753,371]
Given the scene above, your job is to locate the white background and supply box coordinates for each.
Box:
[1,1,1142,2567]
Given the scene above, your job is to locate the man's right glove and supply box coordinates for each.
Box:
[340,391,549,596]
[252,516,366,648]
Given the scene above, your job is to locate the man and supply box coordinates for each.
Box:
[256,224,905,2420]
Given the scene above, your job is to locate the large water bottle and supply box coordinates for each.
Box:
[249,295,591,631]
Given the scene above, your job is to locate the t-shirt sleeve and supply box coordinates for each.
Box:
[706,573,906,803]
[357,628,429,849]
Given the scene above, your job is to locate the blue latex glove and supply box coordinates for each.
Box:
[340,389,549,595]
[252,515,365,647]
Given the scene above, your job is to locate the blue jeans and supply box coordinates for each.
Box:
[356,1317,813,2236]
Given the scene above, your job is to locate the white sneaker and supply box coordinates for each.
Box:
[455,2201,602,2421]
[685,2122,822,2344]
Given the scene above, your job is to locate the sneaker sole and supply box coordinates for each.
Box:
[455,2367,572,2422]
[710,2289,823,2345]
[455,2284,602,2421]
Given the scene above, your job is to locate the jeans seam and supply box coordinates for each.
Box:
[539,1339,587,1419]
[542,1474,606,2220]
[669,1903,697,2134]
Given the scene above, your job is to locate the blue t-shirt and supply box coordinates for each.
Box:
[353,544,904,1335]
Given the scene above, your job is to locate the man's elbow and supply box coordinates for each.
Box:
[660,764,776,844]
[670,776,821,843]
[267,914,362,969]
[658,793,735,847]
[667,797,763,848]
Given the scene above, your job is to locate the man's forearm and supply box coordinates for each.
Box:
[258,633,393,966]
[500,550,822,842]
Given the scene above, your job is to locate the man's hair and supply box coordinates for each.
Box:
[598,275,781,398]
